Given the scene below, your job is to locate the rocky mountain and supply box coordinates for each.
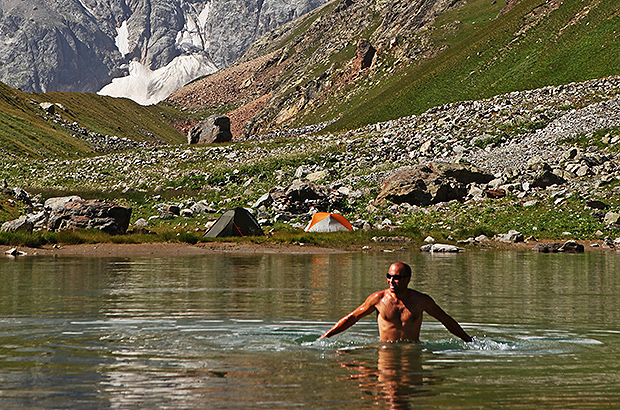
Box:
[168,0,620,137]
[0,0,328,104]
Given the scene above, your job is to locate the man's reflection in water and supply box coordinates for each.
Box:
[339,343,430,410]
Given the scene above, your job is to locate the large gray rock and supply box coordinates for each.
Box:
[494,230,524,243]
[420,243,463,253]
[44,196,83,212]
[355,39,375,70]
[376,162,494,206]
[531,170,566,188]
[48,199,132,234]
[188,115,233,144]
[1,216,34,234]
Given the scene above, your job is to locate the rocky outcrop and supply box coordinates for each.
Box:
[355,39,375,70]
[1,217,34,234]
[376,162,494,206]
[0,0,125,93]
[47,199,132,235]
[188,115,233,144]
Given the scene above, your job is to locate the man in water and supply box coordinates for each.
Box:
[320,261,472,343]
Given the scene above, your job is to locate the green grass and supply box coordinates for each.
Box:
[0,82,186,159]
[319,0,620,132]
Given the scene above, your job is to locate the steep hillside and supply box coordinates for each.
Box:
[168,0,620,137]
[0,81,185,159]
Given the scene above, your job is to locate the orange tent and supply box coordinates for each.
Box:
[304,212,353,232]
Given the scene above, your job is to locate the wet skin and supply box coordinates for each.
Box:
[321,262,472,343]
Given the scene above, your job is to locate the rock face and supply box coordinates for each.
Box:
[355,39,375,70]
[1,217,34,234]
[188,115,233,144]
[376,162,494,206]
[0,0,329,102]
[48,199,132,235]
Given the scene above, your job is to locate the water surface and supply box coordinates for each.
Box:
[1,250,619,409]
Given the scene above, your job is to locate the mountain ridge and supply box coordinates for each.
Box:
[167,0,620,137]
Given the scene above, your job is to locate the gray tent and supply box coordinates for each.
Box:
[204,207,264,238]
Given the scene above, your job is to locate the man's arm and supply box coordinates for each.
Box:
[424,297,472,343]
[320,292,382,338]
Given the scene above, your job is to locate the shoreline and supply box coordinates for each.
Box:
[0,242,349,257]
[1,239,615,258]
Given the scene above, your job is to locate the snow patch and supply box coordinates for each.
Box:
[78,0,96,17]
[175,1,212,52]
[115,21,130,57]
[198,1,212,27]
[98,54,218,105]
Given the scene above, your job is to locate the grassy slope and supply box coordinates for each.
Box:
[325,0,620,131]
[0,82,186,159]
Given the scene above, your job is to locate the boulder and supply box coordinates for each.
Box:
[191,201,216,214]
[376,162,493,206]
[44,196,83,212]
[604,212,620,225]
[532,241,584,253]
[40,102,56,114]
[420,244,463,253]
[494,230,524,243]
[1,216,34,233]
[532,243,563,253]
[431,162,495,185]
[306,170,331,182]
[12,187,32,204]
[47,199,132,235]
[253,193,273,209]
[531,170,566,188]
[188,115,233,144]
[527,157,552,172]
[485,189,506,199]
[180,208,194,218]
[134,218,148,227]
[586,199,609,210]
[355,39,375,70]
[559,240,585,253]
[5,247,27,256]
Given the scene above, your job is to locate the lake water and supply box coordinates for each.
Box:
[1,249,619,409]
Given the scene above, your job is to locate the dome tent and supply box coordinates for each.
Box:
[205,207,264,238]
[304,212,353,233]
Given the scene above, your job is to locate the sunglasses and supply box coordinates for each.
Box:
[386,274,408,280]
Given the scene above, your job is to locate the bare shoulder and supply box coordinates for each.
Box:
[365,290,387,305]
[407,289,434,305]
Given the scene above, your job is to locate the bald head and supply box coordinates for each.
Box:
[389,262,411,277]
